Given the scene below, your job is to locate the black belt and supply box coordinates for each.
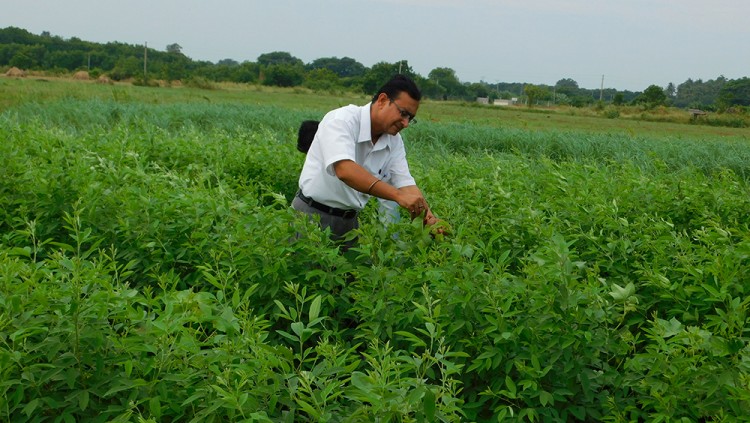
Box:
[297,191,359,219]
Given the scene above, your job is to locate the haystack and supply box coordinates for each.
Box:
[97,75,112,84]
[5,67,26,77]
[73,71,90,80]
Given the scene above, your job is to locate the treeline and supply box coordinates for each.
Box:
[1,26,748,109]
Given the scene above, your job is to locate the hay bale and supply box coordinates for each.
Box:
[5,67,26,77]
[97,75,112,84]
[73,71,90,80]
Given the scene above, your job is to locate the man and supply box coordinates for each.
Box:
[297,120,401,226]
[292,74,438,248]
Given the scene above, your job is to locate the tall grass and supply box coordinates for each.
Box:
[410,120,750,178]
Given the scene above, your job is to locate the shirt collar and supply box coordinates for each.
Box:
[358,102,391,151]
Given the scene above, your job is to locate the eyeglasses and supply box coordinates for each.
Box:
[388,97,417,124]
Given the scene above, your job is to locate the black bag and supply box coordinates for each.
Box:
[297,120,319,153]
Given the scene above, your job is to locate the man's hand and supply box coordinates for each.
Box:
[423,211,439,226]
[395,185,429,220]
[397,193,428,220]
[424,212,451,238]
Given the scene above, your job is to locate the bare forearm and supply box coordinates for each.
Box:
[334,160,399,201]
[333,160,427,215]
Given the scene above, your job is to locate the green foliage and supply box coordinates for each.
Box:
[427,67,465,100]
[675,76,728,109]
[524,84,551,106]
[2,93,750,422]
[360,61,418,95]
[262,63,306,88]
[718,77,750,108]
[636,85,668,108]
[306,56,366,78]
[257,51,303,67]
[5,26,750,110]
[302,68,340,92]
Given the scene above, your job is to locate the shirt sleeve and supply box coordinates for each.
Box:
[318,116,357,177]
[385,137,417,188]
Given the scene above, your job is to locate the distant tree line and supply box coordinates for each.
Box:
[1,27,748,109]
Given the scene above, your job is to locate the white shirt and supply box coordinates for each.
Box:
[298,103,416,210]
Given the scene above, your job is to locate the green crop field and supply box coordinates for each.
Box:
[1,77,750,422]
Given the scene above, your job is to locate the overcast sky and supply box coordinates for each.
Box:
[2,0,748,91]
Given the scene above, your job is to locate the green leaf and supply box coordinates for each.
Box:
[505,375,517,399]
[181,392,205,407]
[610,282,635,302]
[276,330,299,343]
[350,371,374,391]
[539,390,554,407]
[659,317,683,338]
[422,388,436,421]
[425,322,436,338]
[394,331,427,348]
[308,295,321,322]
[291,321,305,338]
[23,398,39,417]
[79,390,89,411]
[8,247,31,257]
[149,396,161,420]
[274,300,289,317]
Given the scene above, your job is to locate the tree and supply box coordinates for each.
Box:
[717,77,750,108]
[636,84,667,108]
[9,45,45,69]
[524,84,550,107]
[555,78,579,97]
[217,58,239,67]
[428,67,463,100]
[304,68,340,91]
[420,79,446,100]
[427,68,467,100]
[467,82,489,100]
[109,56,141,81]
[257,51,302,67]
[674,76,727,108]
[166,43,183,54]
[665,82,676,101]
[360,61,416,94]
[307,57,365,78]
[262,63,304,87]
[233,62,260,83]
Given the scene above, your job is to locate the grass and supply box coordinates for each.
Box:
[2,75,748,142]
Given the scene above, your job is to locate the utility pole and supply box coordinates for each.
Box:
[144,42,148,81]
[600,74,604,102]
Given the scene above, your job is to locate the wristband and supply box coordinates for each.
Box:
[367,179,380,194]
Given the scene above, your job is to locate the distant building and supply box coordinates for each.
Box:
[494,98,518,106]
[476,97,489,104]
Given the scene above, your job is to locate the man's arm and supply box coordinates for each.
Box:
[333,159,427,218]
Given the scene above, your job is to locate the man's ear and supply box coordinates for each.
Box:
[375,92,389,106]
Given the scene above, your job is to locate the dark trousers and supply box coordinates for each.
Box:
[292,196,359,250]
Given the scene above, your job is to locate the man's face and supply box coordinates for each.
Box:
[376,93,419,136]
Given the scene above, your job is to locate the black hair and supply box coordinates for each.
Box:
[371,74,422,103]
